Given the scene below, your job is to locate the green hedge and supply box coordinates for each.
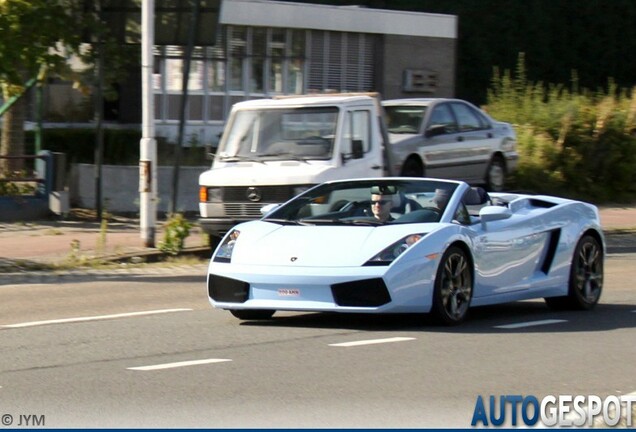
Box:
[486,55,636,204]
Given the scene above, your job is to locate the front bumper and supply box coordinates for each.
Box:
[207,262,434,314]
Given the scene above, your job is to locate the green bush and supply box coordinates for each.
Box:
[158,213,192,255]
[486,54,636,203]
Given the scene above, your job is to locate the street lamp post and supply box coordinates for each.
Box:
[140,0,157,247]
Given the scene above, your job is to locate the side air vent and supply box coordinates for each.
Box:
[541,229,562,274]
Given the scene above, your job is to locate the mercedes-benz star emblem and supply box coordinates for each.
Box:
[246,187,262,202]
[290,257,298,262]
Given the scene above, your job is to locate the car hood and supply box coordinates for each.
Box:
[228,221,430,267]
[387,132,423,145]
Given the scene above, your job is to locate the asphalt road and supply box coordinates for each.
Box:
[1,256,635,428]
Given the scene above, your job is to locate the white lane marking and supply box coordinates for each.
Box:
[1,308,193,329]
[128,358,232,371]
[495,319,567,329]
[329,337,416,347]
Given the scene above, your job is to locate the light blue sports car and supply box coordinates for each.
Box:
[206,178,604,325]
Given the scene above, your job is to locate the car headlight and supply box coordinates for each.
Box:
[501,138,516,152]
[213,229,240,263]
[365,234,424,265]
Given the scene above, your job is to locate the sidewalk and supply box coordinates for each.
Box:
[0,212,209,269]
[0,205,635,276]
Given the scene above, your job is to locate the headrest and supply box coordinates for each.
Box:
[463,187,490,205]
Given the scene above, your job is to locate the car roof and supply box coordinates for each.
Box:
[381,98,462,107]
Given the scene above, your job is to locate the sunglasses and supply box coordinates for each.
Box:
[371,199,390,205]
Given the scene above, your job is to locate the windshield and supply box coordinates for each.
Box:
[217,106,338,162]
[263,179,458,226]
[384,105,427,134]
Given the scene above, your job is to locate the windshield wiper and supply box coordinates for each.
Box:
[219,155,265,164]
[259,152,310,163]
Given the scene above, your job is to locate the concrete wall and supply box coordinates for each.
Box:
[379,34,456,99]
[70,164,209,214]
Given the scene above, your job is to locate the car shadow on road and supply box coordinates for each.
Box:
[239,301,636,334]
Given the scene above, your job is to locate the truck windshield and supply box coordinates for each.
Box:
[218,106,338,161]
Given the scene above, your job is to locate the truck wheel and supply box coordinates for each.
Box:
[208,234,222,251]
[401,158,424,177]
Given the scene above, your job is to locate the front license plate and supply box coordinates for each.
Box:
[278,288,300,297]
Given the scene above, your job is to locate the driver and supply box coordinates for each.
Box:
[370,185,398,222]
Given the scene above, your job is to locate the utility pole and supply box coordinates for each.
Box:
[140,0,157,247]
[94,0,105,222]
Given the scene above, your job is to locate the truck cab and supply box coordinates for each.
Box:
[198,94,390,246]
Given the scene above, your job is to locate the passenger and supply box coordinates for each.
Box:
[433,188,451,212]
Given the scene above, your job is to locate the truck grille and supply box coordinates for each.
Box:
[224,203,266,218]
[223,185,295,202]
[220,185,303,218]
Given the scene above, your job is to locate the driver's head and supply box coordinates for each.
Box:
[370,185,398,222]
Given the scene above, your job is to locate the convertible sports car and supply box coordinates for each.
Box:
[206,178,604,325]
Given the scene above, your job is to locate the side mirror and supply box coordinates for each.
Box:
[260,203,279,215]
[425,124,447,138]
[479,206,512,227]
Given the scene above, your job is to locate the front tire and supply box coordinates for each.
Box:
[431,246,473,325]
[545,234,603,310]
[230,309,275,320]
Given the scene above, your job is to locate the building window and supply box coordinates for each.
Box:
[153,25,309,124]
[250,27,266,94]
[288,30,305,94]
[268,28,285,94]
[229,26,246,92]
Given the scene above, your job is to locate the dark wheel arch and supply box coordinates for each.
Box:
[400,156,424,177]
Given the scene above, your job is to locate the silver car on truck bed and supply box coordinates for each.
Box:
[382,98,518,191]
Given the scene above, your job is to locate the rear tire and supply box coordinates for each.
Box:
[431,246,473,325]
[230,310,275,320]
[545,234,603,310]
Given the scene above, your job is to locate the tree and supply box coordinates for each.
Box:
[0,0,83,172]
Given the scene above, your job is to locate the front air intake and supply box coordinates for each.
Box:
[208,275,249,303]
[331,278,391,307]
